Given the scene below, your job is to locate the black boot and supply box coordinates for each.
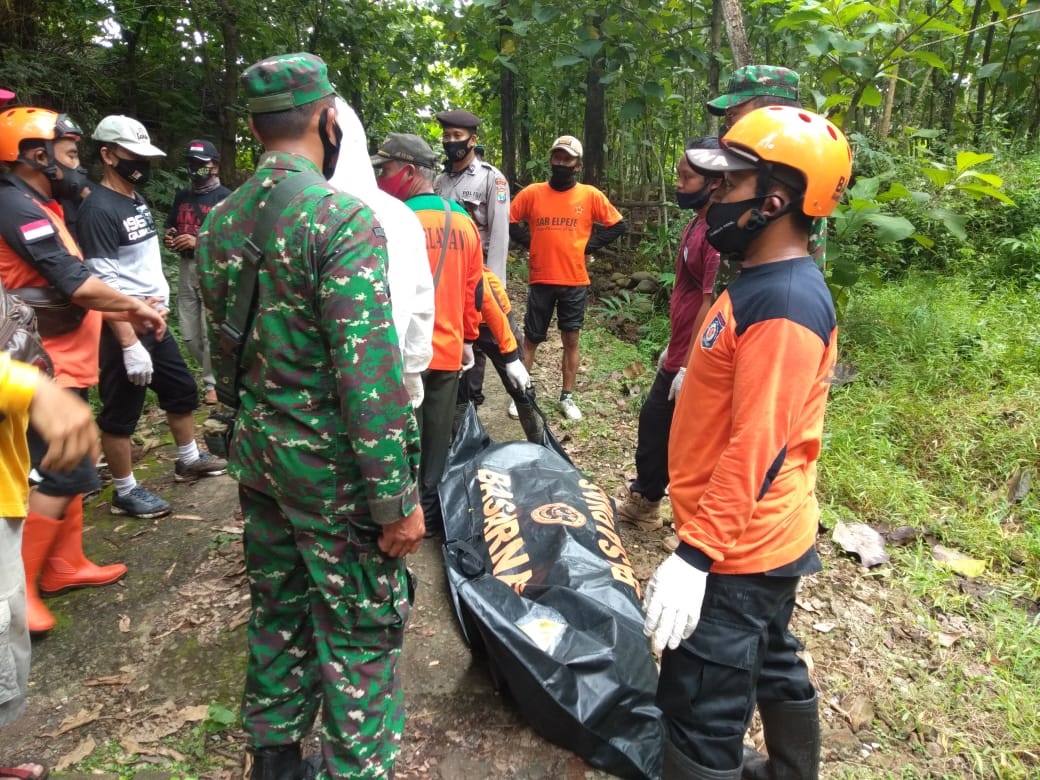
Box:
[741,694,820,780]
[248,743,304,780]
[515,400,544,443]
[663,740,742,780]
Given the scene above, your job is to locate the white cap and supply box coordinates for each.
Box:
[92,115,166,157]
[550,135,583,158]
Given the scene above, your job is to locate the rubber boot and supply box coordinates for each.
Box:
[663,740,743,780]
[246,743,304,780]
[741,695,821,780]
[515,400,544,443]
[21,512,62,633]
[39,496,127,595]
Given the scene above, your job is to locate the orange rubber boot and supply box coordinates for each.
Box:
[22,512,61,633]
[38,496,127,595]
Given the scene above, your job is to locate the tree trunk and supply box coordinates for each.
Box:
[214,0,241,182]
[499,10,517,185]
[974,11,999,144]
[582,15,607,188]
[720,0,751,69]
[708,0,723,133]
[878,0,907,140]
[942,0,983,133]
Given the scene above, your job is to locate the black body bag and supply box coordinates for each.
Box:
[438,405,664,780]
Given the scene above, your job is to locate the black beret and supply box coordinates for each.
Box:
[435,109,480,130]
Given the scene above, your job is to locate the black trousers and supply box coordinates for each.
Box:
[630,368,678,502]
[656,572,814,771]
[456,322,530,406]
[417,368,460,529]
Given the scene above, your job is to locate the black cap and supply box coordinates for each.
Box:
[186,139,220,161]
[435,109,480,130]
[370,133,439,169]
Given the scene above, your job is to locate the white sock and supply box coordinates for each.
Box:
[178,440,200,465]
[113,474,137,497]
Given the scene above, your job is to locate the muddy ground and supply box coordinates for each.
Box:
[0,302,989,779]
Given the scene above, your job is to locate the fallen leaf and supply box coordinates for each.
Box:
[55,736,97,771]
[832,521,890,567]
[84,672,134,687]
[1007,467,1031,504]
[45,705,103,736]
[179,704,210,722]
[119,614,131,633]
[621,360,645,379]
[839,693,874,732]
[172,514,203,521]
[936,631,966,648]
[813,622,835,633]
[932,544,986,578]
[887,526,921,546]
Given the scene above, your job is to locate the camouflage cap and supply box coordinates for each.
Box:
[370,133,439,169]
[241,52,336,114]
[706,65,800,116]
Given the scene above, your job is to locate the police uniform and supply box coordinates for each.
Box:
[196,53,421,780]
[433,110,510,406]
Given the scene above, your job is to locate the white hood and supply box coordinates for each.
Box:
[330,98,434,375]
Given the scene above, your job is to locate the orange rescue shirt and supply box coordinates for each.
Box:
[668,257,836,575]
[407,194,482,371]
[479,268,518,356]
[509,182,623,286]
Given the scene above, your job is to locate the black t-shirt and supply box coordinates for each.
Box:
[165,185,232,255]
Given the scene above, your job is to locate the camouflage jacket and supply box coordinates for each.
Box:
[196,151,419,523]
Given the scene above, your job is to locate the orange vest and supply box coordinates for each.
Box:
[0,194,103,389]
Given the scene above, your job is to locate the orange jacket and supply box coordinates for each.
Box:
[669,257,835,574]
[407,194,482,371]
[479,268,518,357]
[0,353,37,516]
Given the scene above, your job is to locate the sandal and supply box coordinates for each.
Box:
[0,764,48,780]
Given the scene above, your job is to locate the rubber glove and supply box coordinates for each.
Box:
[122,341,153,386]
[643,553,708,655]
[667,367,686,401]
[460,343,475,372]
[404,372,424,408]
[504,358,530,391]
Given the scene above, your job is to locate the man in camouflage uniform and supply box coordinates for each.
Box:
[705,65,827,291]
[196,53,424,780]
[434,109,509,408]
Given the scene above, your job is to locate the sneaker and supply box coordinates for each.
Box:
[174,451,229,482]
[203,387,218,405]
[617,487,663,531]
[559,395,583,421]
[111,485,172,519]
[507,399,519,419]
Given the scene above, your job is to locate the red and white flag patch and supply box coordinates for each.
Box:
[20,219,55,243]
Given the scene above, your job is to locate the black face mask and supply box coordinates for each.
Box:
[50,161,90,200]
[114,157,152,186]
[443,139,472,163]
[705,196,768,256]
[189,164,214,184]
[549,164,578,190]
[319,107,343,180]
[676,183,713,211]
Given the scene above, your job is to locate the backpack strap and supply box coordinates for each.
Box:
[215,169,326,406]
[432,197,453,289]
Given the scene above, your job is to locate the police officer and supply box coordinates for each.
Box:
[434,109,509,407]
[197,52,424,780]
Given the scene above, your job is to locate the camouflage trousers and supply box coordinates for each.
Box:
[239,485,411,779]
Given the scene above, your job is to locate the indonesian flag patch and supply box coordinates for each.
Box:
[189,143,207,155]
[20,219,55,243]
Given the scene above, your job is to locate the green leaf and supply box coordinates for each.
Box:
[820,93,852,110]
[956,182,1015,204]
[958,170,1003,188]
[928,207,967,241]
[829,257,861,287]
[923,168,954,188]
[552,54,584,68]
[878,182,913,202]
[206,704,237,728]
[619,97,646,121]
[532,3,558,23]
[642,81,666,100]
[849,176,880,199]
[860,83,883,107]
[598,70,620,85]
[910,233,935,248]
[574,39,605,58]
[955,151,994,174]
[863,213,916,242]
[910,50,948,71]
[975,62,1002,79]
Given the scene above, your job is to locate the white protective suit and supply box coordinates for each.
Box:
[330,98,435,405]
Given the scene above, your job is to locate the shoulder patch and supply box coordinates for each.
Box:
[701,312,726,349]
[20,218,55,243]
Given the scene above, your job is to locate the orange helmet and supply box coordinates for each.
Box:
[0,107,83,163]
[720,105,852,217]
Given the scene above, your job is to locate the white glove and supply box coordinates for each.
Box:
[122,341,153,386]
[404,372,424,408]
[667,367,686,401]
[504,358,530,391]
[643,553,708,655]
[460,343,475,372]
